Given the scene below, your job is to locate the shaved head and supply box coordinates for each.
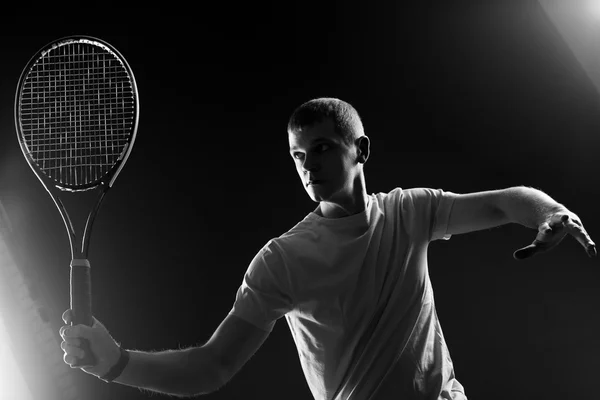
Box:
[287,98,365,147]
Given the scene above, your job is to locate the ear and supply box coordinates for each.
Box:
[356,136,370,164]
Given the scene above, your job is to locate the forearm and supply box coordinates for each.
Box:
[113,346,222,397]
[497,186,567,229]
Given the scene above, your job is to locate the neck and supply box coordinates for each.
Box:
[317,189,369,219]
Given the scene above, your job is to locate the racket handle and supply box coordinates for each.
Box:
[70,259,97,367]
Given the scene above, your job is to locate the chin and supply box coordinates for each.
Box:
[306,184,338,201]
[305,189,324,203]
[307,193,322,203]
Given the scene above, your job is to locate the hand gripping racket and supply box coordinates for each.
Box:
[15,36,139,367]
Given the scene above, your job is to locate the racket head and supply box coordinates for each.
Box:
[14,35,140,193]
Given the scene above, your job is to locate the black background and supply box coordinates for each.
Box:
[0,1,599,399]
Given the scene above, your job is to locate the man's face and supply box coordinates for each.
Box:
[288,118,361,203]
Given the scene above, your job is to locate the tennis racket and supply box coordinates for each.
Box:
[14,36,139,367]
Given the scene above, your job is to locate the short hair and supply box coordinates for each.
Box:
[287,98,364,146]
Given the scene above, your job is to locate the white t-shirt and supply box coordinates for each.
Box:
[229,187,467,400]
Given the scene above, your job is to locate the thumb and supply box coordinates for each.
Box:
[513,243,538,260]
[90,316,107,331]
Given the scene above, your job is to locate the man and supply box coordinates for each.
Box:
[60,98,596,399]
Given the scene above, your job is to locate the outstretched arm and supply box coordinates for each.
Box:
[446,186,596,259]
[495,186,596,260]
[60,310,270,397]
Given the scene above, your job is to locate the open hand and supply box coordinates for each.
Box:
[513,211,596,260]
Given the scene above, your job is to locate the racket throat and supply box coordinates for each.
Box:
[55,187,108,259]
[80,189,107,257]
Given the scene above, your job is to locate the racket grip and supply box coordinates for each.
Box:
[70,259,97,367]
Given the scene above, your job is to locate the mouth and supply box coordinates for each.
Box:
[307,180,323,186]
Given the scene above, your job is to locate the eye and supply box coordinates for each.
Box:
[317,143,330,152]
[292,143,331,160]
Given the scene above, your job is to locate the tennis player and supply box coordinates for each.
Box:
[60,98,596,399]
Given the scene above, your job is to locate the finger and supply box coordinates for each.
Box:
[62,324,92,340]
[61,336,81,346]
[61,343,84,359]
[565,219,594,247]
[563,219,597,257]
[64,353,81,367]
[61,325,75,338]
[59,324,80,338]
[62,309,72,324]
[59,325,68,338]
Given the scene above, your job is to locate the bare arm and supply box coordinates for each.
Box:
[494,186,566,229]
[446,188,509,235]
[113,346,223,397]
[203,314,271,385]
[445,185,595,259]
[446,186,565,235]
[60,311,270,397]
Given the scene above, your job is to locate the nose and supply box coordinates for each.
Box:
[301,153,320,174]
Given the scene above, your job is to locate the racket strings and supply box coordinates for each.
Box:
[19,41,136,188]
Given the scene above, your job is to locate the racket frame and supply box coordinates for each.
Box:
[14,35,139,367]
[14,35,139,260]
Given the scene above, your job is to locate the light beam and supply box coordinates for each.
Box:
[0,314,34,400]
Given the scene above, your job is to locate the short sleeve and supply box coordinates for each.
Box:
[399,188,458,242]
[228,241,294,332]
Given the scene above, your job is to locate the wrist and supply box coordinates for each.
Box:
[101,347,130,383]
[501,186,565,229]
